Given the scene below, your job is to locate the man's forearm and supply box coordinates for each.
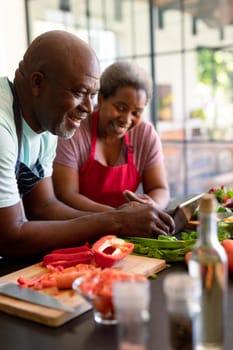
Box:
[25,197,93,220]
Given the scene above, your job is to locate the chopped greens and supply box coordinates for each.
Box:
[124,222,233,263]
[209,186,233,203]
[124,235,196,262]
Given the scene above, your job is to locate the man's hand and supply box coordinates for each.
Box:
[117,200,175,237]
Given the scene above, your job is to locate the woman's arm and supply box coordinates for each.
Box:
[124,162,170,210]
[53,162,113,212]
[142,162,170,208]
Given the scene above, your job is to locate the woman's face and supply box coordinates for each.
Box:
[98,86,148,138]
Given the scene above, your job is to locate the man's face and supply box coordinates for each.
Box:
[35,60,100,139]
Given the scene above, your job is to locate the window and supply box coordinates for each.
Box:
[26,0,233,198]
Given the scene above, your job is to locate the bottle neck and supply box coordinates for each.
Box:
[198,212,218,244]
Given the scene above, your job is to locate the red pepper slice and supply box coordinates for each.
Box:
[17,274,50,288]
[92,235,134,268]
[42,245,93,268]
[44,256,93,268]
[51,243,90,254]
[43,251,93,264]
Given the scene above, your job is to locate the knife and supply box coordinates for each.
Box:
[170,193,204,234]
[0,282,74,313]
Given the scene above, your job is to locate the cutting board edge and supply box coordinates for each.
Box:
[0,262,45,283]
[0,293,92,327]
[0,255,167,326]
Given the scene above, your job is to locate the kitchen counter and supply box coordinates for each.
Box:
[0,257,233,350]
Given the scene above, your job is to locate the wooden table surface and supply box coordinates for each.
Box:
[0,256,233,350]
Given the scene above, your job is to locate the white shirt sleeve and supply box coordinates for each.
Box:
[0,123,20,207]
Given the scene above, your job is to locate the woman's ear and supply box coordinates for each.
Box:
[31,72,45,96]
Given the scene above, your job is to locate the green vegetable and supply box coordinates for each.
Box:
[213,188,227,202]
[182,225,233,241]
[124,236,195,249]
[181,231,198,240]
[217,206,232,213]
[191,187,233,220]
[123,236,196,262]
[218,223,233,240]
[226,189,233,198]
[124,222,233,263]
[156,235,178,241]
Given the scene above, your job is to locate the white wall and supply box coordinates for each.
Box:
[0,0,27,80]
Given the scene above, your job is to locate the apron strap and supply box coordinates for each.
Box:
[125,132,134,165]
[89,111,98,159]
[8,80,22,176]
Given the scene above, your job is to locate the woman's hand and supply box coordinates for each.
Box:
[123,190,155,205]
[120,191,175,237]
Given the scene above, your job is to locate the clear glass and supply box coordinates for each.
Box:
[72,276,117,325]
[163,273,201,350]
[113,280,150,350]
[92,294,117,325]
[189,207,228,349]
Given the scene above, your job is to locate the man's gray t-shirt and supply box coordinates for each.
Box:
[0,76,57,208]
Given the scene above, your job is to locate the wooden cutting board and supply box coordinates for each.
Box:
[185,215,232,230]
[185,220,198,230]
[0,255,166,327]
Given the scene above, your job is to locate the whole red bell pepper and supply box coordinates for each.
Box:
[92,235,134,268]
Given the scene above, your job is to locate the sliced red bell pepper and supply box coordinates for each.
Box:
[17,273,50,288]
[51,243,90,254]
[42,245,93,268]
[44,255,93,268]
[92,235,134,268]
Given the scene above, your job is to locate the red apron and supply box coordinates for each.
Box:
[79,111,141,207]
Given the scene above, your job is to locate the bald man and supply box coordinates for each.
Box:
[0,30,174,258]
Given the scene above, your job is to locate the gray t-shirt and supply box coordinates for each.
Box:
[0,77,57,208]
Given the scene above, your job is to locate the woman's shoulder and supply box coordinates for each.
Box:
[130,120,158,139]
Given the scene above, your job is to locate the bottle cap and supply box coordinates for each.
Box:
[199,193,217,214]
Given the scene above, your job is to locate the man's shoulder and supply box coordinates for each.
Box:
[0,77,11,101]
[0,76,13,115]
[31,130,58,158]
[0,77,15,136]
[0,76,9,88]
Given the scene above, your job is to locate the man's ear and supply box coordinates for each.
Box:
[31,72,45,96]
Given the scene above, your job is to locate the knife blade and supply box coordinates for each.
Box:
[0,282,74,313]
[171,193,204,234]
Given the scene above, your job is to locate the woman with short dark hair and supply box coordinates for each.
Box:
[53,61,172,232]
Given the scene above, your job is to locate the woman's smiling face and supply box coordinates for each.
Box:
[98,86,148,138]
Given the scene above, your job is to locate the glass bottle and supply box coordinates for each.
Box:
[188,193,228,350]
